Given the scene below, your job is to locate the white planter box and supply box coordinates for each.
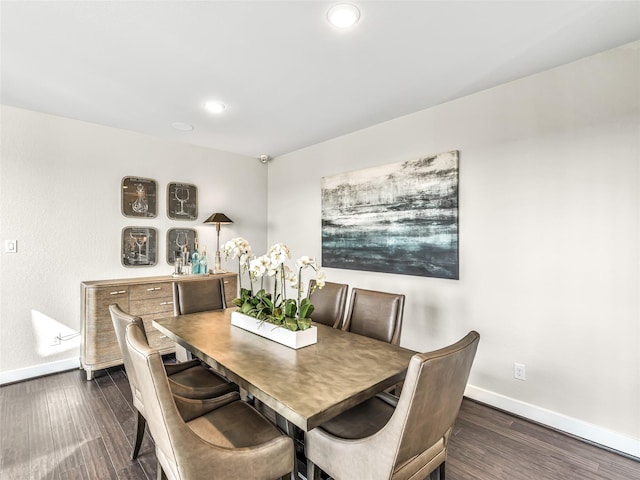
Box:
[231,311,317,349]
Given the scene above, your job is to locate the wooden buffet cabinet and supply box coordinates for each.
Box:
[80,273,237,380]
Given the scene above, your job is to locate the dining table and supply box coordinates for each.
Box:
[152,308,416,432]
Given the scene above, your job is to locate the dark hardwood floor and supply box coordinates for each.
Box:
[1,365,638,480]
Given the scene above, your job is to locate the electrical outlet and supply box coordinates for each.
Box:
[514,363,526,381]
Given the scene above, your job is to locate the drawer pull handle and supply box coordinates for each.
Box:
[160,301,174,306]
[224,281,229,284]
[146,287,162,291]
[110,290,126,295]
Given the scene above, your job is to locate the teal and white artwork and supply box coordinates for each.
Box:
[321,150,459,280]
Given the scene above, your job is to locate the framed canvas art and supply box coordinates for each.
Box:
[321,150,459,280]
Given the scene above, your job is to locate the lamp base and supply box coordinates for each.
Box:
[213,250,226,274]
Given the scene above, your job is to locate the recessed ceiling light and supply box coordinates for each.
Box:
[204,100,227,114]
[327,4,360,28]
[171,122,194,131]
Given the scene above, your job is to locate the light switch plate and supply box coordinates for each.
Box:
[4,240,17,253]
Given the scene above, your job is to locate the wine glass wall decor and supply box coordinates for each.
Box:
[121,177,157,218]
[167,182,198,220]
[166,228,197,265]
[122,227,158,267]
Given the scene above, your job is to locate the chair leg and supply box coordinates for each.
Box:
[439,461,446,480]
[306,459,323,480]
[156,459,167,480]
[131,410,146,460]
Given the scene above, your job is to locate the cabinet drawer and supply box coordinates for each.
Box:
[90,286,130,307]
[130,282,173,301]
[84,286,129,336]
[140,313,171,333]
[147,329,175,352]
[83,287,127,365]
[130,297,174,316]
[84,329,121,365]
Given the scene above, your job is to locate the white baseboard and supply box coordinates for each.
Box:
[465,384,640,459]
[0,357,80,386]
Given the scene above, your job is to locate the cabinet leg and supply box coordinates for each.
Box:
[86,369,94,381]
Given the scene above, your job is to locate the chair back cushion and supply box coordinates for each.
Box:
[125,323,181,479]
[109,304,149,412]
[343,288,405,344]
[308,280,349,328]
[173,278,226,315]
[393,331,480,468]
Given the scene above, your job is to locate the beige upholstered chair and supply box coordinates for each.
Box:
[308,280,349,328]
[342,288,405,345]
[124,321,295,480]
[172,277,228,361]
[109,304,238,460]
[305,331,480,480]
[172,277,226,316]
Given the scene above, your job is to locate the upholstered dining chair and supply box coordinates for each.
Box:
[172,277,226,315]
[342,288,405,345]
[172,277,228,361]
[124,321,295,480]
[305,331,480,480]
[109,304,238,460]
[308,280,349,328]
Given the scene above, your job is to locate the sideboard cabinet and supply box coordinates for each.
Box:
[80,273,237,380]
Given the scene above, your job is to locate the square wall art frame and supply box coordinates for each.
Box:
[321,150,459,280]
[166,228,197,265]
[122,227,158,267]
[167,182,198,220]
[121,176,157,218]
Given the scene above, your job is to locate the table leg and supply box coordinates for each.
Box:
[276,413,305,479]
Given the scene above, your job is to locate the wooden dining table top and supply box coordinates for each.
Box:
[153,308,416,431]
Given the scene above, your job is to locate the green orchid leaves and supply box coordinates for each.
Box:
[231,289,314,331]
[298,297,314,319]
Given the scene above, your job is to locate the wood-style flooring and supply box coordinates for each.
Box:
[0,365,638,479]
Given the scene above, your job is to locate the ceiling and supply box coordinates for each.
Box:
[2,1,639,158]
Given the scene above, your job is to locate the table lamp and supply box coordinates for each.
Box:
[204,212,233,273]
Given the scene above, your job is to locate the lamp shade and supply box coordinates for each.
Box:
[204,213,233,224]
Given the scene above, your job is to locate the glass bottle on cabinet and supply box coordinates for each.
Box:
[191,239,200,274]
[199,246,208,274]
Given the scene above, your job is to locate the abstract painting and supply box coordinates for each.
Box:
[321,150,459,279]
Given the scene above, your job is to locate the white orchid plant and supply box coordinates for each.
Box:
[222,237,252,291]
[223,238,325,331]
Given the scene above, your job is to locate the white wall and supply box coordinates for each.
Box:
[0,107,268,379]
[267,43,640,455]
